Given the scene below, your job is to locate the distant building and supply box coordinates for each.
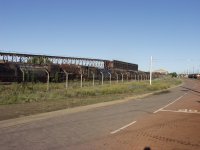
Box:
[153,69,168,75]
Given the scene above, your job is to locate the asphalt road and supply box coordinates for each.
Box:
[0,79,197,150]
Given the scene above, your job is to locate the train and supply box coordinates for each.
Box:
[188,74,200,79]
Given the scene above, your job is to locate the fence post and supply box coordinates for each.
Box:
[92,72,95,86]
[63,70,69,89]
[100,72,104,85]
[81,74,83,88]
[20,67,25,82]
[108,72,111,85]
[116,73,118,83]
[121,73,124,82]
[44,69,49,91]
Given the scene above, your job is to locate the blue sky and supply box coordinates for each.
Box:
[0,0,200,73]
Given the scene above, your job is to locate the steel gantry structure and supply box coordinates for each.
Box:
[0,51,157,85]
[0,52,107,68]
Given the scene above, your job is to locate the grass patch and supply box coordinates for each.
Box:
[0,77,182,105]
[0,77,183,120]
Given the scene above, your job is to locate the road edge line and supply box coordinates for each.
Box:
[110,121,137,134]
[153,92,188,113]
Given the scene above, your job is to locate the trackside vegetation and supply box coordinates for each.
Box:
[0,77,182,105]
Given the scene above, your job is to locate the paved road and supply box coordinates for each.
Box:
[0,79,199,150]
[70,79,200,150]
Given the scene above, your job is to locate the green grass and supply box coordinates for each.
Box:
[0,77,182,105]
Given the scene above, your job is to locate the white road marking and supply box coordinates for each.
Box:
[110,121,137,134]
[153,93,188,113]
[160,109,200,114]
[178,109,198,113]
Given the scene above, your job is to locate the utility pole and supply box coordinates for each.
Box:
[150,56,153,85]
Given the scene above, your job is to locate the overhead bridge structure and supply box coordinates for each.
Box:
[0,52,106,68]
[0,51,154,84]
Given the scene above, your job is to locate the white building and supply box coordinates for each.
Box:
[153,69,168,75]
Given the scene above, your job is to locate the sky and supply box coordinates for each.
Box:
[0,0,200,73]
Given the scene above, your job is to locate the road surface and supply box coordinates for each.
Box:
[0,79,199,150]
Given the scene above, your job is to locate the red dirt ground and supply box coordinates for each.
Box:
[69,79,200,150]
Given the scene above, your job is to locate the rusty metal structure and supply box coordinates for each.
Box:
[109,60,138,71]
[0,52,106,68]
[0,52,156,83]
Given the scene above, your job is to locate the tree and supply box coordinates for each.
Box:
[170,72,177,78]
